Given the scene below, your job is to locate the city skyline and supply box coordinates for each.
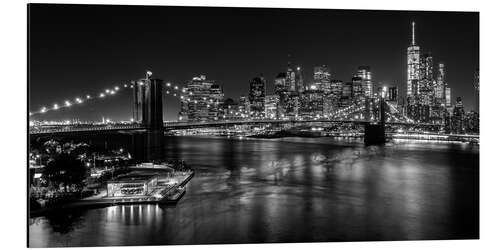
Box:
[29,4,479,121]
[27,4,480,247]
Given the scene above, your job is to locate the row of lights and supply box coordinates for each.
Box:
[30,84,130,116]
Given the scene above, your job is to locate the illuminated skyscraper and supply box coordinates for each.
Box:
[249,75,266,118]
[435,63,445,102]
[451,97,465,134]
[300,88,323,119]
[407,22,420,96]
[313,65,331,90]
[445,87,452,108]
[352,76,364,101]
[355,66,372,98]
[274,72,287,93]
[419,53,434,105]
[388,86,398,102]
[264,95,279,119]
[180,75,223,121]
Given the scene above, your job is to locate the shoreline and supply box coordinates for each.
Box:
[30,171,195,217]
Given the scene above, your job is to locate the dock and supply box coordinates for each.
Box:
[30,170,194,217]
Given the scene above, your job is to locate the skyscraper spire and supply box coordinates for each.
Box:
[411,21,416,45]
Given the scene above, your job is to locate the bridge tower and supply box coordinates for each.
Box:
[132,71,164,129]
[364,97,386,145]
[131,71,165,163]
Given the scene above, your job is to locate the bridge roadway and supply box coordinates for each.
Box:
[29,119,441,135]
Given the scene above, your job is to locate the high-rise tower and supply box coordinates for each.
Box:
[355,66,372,98]
[249,75,266,118]
[407,22,421,96]
[435,63,446,102]
[285,61,296,92]
[473,69,479,112]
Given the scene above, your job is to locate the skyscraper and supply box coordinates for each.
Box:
[419,53,434,105]
[352,76,364,101]
[180,75,223,121]
[295,66,305,94]
[285,62,296,92]
[355,66,372,98]
[407,22,420,96]
[473,69,479,112]
[249,75,266,118]
[313,65,331,90]
[435,63,445,103]
[264,95,279,119]
[445,87,452,108]
[274,72,287,93]
[388,86,398,102]
[451,97,465,134]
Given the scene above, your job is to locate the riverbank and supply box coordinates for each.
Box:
[246,130,478,143]
[30,170,194,217]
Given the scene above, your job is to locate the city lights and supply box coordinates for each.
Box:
[28,22,477,137]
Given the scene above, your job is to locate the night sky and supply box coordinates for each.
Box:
[28,4,479,121]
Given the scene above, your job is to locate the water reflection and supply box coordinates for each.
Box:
[29,136,479,247]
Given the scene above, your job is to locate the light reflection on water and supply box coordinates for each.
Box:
[29,136,479,247]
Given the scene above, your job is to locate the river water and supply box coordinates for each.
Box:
[29,136,479,247]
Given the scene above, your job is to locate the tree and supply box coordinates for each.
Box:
[43,153,88,192]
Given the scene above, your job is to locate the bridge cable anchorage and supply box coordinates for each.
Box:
[30,83,132,116]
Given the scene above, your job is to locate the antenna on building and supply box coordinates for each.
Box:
[411,21,416,45]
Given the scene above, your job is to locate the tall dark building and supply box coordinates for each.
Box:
[473,69,479,112]
[295,66,305,94]
[274,72,287,93]
[388,86,398,102]
[435,62,445,103]
[249,75,266,118]
[285,62,296,92]
[352,76,364,101]
[451,97,466,134]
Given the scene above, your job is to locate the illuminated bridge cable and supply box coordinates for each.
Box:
[29,83,133,116]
